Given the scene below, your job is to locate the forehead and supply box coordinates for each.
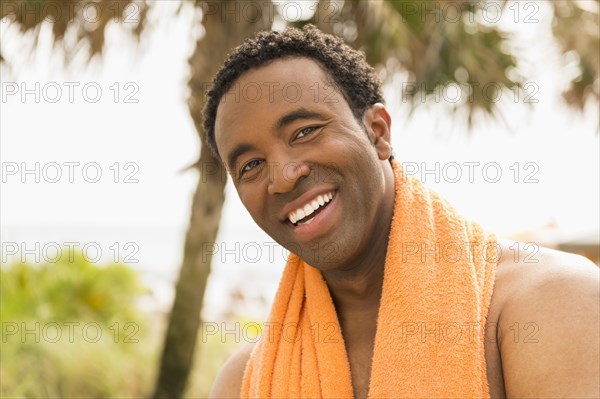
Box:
[214,57,351,155]
[218,56,334,111]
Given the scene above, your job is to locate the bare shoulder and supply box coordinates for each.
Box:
[493,239,599,398]
[209,343,255,399]
[494,239,598,295]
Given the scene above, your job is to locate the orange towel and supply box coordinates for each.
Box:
[242,160,499,398]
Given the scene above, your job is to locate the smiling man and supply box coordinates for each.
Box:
[204,25,599,399]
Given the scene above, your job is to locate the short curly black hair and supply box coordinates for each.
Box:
[202,24,385,162]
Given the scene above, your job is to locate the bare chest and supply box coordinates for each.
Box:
[339,310,378,399]
[344,330,376,399]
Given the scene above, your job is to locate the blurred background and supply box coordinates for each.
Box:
[1,0,598,397]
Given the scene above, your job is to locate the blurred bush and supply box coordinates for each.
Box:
[1,251,262,398]
[0,251,157,398]
[2,252,143,321]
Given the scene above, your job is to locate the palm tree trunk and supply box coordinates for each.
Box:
[152,2,271,398]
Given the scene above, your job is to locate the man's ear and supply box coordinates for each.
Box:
[362,103,393,161]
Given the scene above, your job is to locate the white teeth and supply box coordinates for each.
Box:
[304,203,314,217]
[287,191,335,225]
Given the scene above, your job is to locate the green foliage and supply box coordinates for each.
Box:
[1,252,143,323]
[0,0,148,59]
[551,0,600,108]
[0,251,158,398]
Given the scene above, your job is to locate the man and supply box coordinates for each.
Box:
[205,25,599,398]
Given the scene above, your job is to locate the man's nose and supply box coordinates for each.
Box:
[267,159,310,195]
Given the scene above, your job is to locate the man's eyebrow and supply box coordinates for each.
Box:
[227,142,256,171]
[274,108,328,131]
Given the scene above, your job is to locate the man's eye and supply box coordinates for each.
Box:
[241,159,261,174]
[295,126,318,139]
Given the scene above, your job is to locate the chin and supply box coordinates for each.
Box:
[291,240,349,270]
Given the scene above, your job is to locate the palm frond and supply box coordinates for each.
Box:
[1,0,149,63]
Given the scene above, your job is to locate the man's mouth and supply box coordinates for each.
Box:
[287,191,335,226]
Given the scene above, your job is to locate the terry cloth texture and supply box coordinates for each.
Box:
[241,160,499,398]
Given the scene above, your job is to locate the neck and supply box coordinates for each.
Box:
[322,242,387,312]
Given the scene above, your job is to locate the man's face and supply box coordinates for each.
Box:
[214,57,392,270]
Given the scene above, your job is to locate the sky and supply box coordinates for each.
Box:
[1,1,598,319]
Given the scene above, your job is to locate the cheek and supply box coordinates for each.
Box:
[239,188,261,214]
[334,134,386,199]
[328,131,379,171]
[238,187,271,230]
